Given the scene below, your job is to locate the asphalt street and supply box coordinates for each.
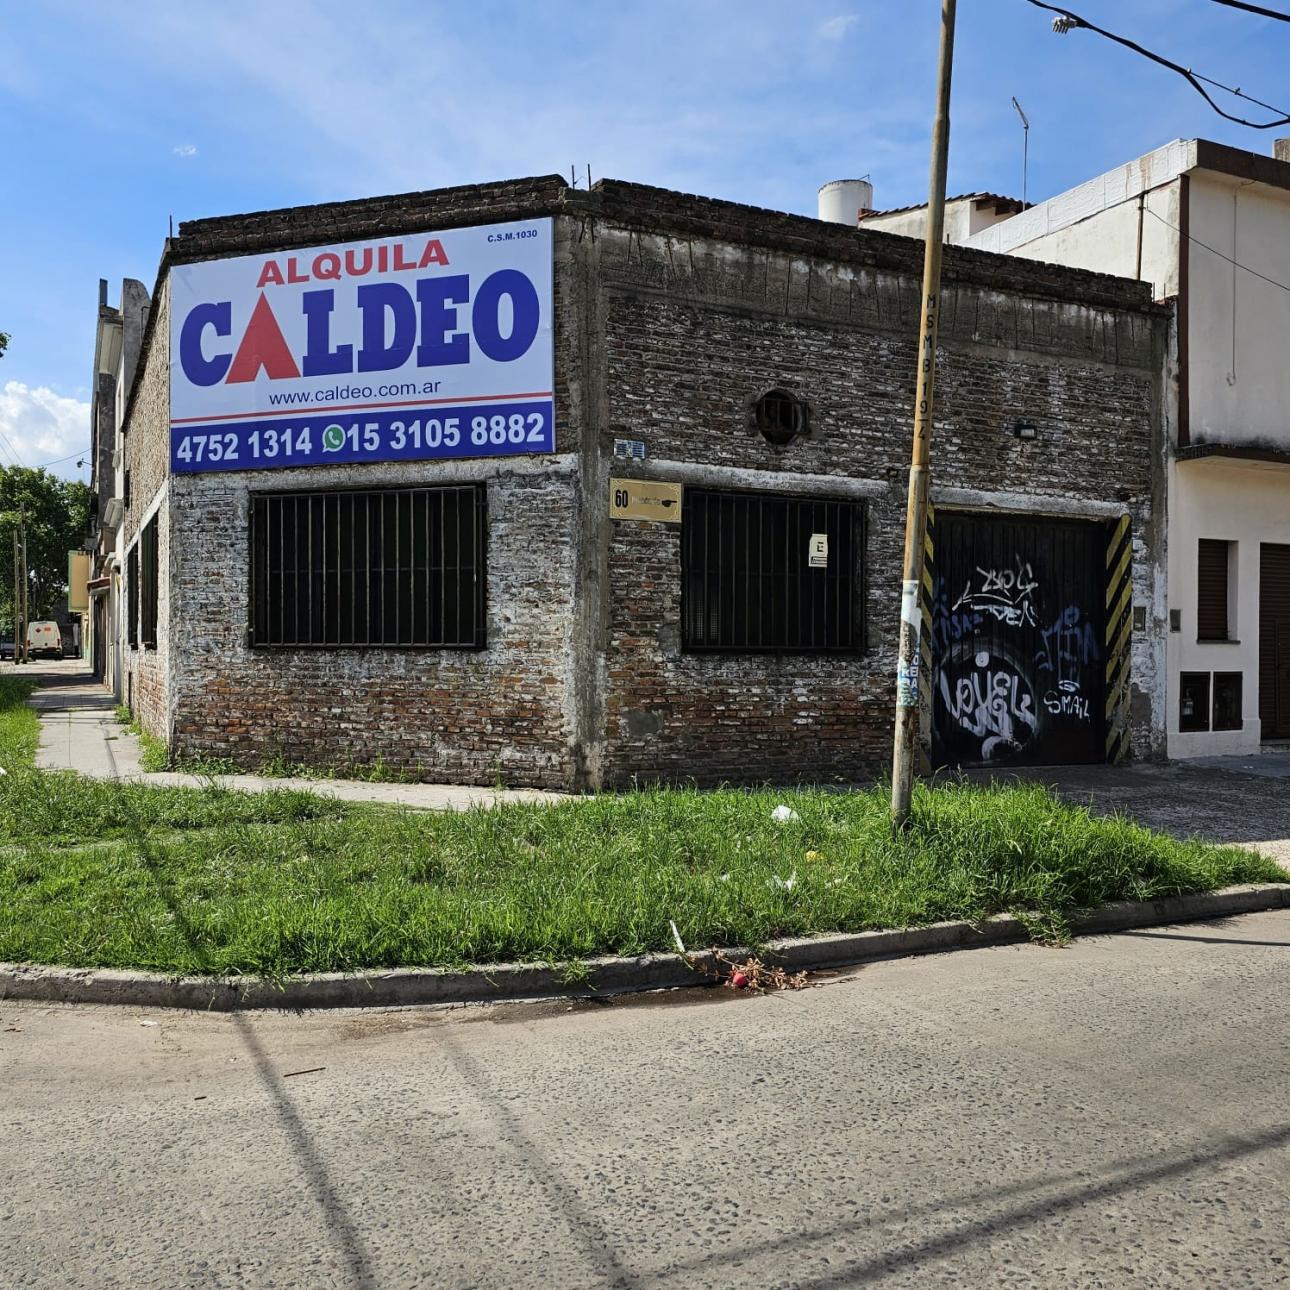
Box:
[3,911,1289,1288]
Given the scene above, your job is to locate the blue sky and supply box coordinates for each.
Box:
[2,0,1288,478]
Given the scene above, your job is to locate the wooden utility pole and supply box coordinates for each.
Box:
[19,504,28,663]
[891,0,957,829]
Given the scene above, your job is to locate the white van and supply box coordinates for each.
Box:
[26,620,64,660]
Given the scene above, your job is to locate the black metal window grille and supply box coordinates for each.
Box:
[1179,671,1211,732]
[126,545,138,649]
[140,515,159,649]
[754,389,807,447]
[249,486,486,649]
[682,488,863,653]
[1213,671,1243,731]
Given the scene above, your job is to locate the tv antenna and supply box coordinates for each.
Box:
[1011,97,1031,207]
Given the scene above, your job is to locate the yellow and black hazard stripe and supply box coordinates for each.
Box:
[1104,514,1133,764]
[918,504,936,775]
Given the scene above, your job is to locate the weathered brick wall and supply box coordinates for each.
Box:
[115,175,1169,786]
[591,221,1167,784]
[168,462,580,786]
[153,214,590,786]
[120,276,173,741]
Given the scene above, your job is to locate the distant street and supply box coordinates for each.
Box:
[4,913,1290,1288]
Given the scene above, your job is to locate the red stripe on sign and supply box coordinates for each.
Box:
[170,391,554,426]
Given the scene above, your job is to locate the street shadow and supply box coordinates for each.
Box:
[436,1027,642,1289]
[231,1013,378,1289]
[645,1121,1290,1288]
[121,813,376,1288]
[1117,929,1290,948]
[24,661,117,712]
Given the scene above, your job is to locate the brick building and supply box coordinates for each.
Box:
[114,175,1171,789]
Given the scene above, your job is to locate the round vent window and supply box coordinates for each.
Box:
[754,389,808,447]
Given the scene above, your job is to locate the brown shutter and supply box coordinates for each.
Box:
[1260,544,1290,737]
[1197,539,1230,641]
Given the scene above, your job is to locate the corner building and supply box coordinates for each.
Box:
[117,176,1171,789]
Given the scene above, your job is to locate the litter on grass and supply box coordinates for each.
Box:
[771,804,800,823]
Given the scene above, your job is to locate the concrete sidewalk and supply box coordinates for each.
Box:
[20,659,567,811]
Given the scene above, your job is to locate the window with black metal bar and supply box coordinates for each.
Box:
[682,487,863,653]
[126,545,139,649]
[248,486,486,648]
[140,515,159,649]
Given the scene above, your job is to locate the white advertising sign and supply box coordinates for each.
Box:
[169,218,554,472]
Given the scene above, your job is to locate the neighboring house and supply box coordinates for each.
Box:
[862,137,1290,758]
[88,278,150,699]
[859,190,1024,243]
[107,175,1169,789]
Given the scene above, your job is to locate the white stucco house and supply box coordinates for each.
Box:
[861,137,1290,759]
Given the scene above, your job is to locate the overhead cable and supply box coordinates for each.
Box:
[1208,0,1290,22]
[1026,0,1290,129]
[1144,205,1290,294]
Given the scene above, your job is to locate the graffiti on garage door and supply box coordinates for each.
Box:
[932,513,1108,768]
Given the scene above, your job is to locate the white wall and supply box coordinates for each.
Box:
[1167,458,1290,755]
[1188,173,1290,449]
[860,197,1015,244]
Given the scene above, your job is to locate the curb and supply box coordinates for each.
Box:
[2,883,1287,1012]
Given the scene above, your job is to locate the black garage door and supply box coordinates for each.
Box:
[932,512,1107,768]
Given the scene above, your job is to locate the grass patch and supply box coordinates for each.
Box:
[4,675,1283,977]
[0,675,39,770]
[0,773,1282,977]
[4,678,352,846]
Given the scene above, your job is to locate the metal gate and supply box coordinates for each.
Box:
[930,511,1109,768]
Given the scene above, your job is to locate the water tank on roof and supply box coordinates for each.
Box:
[818,178,874,226]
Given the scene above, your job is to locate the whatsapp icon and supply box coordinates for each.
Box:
[322,423,346,452]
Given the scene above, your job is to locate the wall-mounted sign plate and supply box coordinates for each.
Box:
[610,478,683,523]
[808,533,829,568]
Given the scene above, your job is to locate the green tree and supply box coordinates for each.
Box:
[1,467,91,628]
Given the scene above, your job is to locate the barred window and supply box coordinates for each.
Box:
[249,486,486,648]
[140,516,159,650]
[682,488,863,652]
[126,545,139,649]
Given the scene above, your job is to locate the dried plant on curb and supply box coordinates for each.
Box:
[711,949,808,992]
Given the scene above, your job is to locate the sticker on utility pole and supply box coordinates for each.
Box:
[900,579,921,629]
[897,657,920,708]
[808,534,828,568]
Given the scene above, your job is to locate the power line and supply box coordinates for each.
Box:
[31,449,85,470]
[1027,0,1290,129]
[1144,205,1290,294]
[0,429,24,470]
[1209,0,1290,21]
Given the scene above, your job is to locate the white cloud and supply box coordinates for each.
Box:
[0,381,89,476]
[817,14,859,40]
[172,142,198,157]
